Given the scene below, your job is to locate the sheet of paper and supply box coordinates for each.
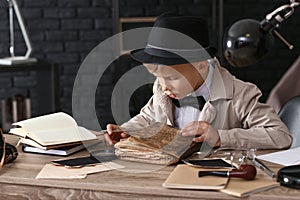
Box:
[36,162,124,179]
[257,147,300,166]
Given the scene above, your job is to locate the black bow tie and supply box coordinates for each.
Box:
[171,95,206,110]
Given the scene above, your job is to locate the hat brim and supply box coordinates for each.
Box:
[131,47,217,66]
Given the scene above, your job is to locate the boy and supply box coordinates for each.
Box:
[105,13,292,149]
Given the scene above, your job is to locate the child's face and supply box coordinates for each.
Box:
[144,61,208,99]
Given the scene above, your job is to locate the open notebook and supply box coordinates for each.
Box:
[9,112,97,150]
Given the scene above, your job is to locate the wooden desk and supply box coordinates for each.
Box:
[1,135,300,200]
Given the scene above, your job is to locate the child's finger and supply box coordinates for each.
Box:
[193,134,205,143]
[104,132,113,145]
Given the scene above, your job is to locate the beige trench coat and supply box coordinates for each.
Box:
[121,59,292,149]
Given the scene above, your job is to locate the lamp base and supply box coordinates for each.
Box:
[0,56,37,66]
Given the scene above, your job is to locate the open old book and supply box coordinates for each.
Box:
[9,112,97,150]
[114,122,202,165]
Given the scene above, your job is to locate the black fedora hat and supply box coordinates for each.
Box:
[131,13,217,65]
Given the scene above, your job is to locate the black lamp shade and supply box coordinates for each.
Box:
[223,19,274,67]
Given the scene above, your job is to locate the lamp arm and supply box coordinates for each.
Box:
[8,0,15,57]
[266,4,295,22]
[11,0,32,58]
[261,2,298,31]
[260,1,299,49]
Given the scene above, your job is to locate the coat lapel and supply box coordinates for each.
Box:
[162,96,175,126]
[209,59,234,102]
[198,59,234,124]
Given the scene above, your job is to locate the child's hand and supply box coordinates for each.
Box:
[105,124,129,145]
[181,121,221,147]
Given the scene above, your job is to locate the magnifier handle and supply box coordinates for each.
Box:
[198,171,228,178]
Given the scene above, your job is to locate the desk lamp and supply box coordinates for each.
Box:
[223,0,299,67]
[0,0,37,65]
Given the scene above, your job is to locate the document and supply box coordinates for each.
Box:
[36,162,124,179]
[257,147,300,166]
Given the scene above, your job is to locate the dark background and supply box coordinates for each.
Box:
[0,0,299,129]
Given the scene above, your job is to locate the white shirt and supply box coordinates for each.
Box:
[174,61,214,129]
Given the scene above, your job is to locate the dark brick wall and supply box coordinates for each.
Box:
[0,0,299,129]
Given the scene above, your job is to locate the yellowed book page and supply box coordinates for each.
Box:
[163,164,229,190]
[115,122,201,165]
[32,126,96,145]
[9,127,28,137]
[78,126,98,141]
[13,112,76,132]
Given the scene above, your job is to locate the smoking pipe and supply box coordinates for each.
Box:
[198,164,257,180]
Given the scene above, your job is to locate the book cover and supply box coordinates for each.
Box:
[18,137,84,150]
[22,144,86,156]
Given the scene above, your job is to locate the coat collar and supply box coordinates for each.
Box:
[208,58,234,102]
[154,58,235,125]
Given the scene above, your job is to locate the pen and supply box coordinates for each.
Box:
[252,157,276,178]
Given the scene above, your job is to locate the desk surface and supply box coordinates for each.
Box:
[1,135,299,200]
